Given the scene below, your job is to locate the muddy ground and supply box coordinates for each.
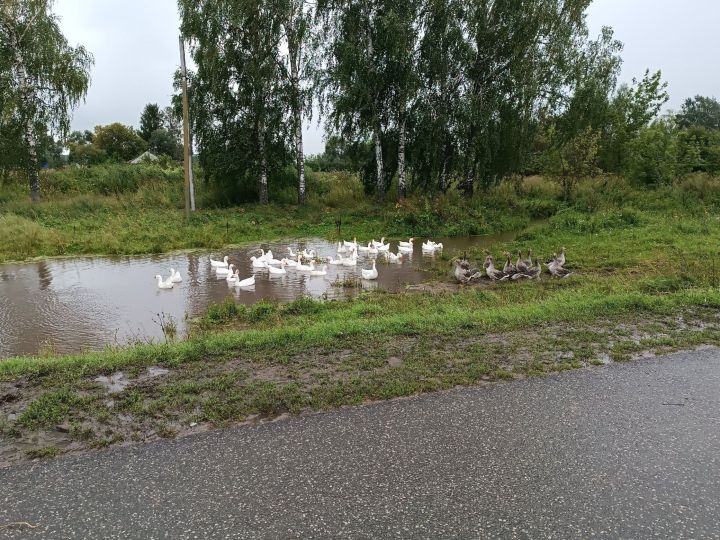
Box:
[2,308,720,468]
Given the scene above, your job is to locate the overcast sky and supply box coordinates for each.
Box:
[54,0,720,155]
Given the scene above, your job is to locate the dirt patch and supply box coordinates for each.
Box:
[405,281,461,293]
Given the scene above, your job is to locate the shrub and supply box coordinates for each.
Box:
[626,122,678,186]
[248,301,276,322]
[205,297,246,324]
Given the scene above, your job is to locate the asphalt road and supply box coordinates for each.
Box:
[2,348,720,539]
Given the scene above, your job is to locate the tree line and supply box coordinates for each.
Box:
[177,0,706,204]
[2,0,720,204]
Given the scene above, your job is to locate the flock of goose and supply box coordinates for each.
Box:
[154,241,572,289]
[153,237,445,289]
[454,247,572,283]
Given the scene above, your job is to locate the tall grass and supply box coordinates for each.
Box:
[2,166,720,264]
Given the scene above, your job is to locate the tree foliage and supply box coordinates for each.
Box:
[676,96,720,131]
[0,0,92,200]
[148,128,182,159]
[626,120,677,186]
[177,0,717,203]
[139,103,163,142]
[179,0,291,204]
[546,126,601,200]
[92,123,148,162]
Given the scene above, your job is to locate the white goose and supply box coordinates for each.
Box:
[302,248,316,259]
[226,268,238,282]
[296,258,313,271]
[217,263,235,276]
[361,260,378,280]
[398,238,414,248]
[264,256,283,266]
[155,274,174,289]
[422,240,444,252]
[281,257,299,268]
[343,237,358,249]
[398,244,413,253]
[309,263,328,276]
[210,255,229,268]
[337,242,347,254]
[341,252,358,266]
[250,256,267,269]
[287,247,297,258]
[234,272,255,288]
[387,251,403,263]
[169,268,183,283]
[328,256,344,265]
[376,239,390,252]
[268,262,287,275]
[357,242,372,253]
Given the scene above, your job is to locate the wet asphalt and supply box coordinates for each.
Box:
[2,348,720,539]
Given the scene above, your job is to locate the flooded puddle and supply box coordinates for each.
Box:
[0,229,531,357]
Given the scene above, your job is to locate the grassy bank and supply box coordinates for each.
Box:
[0,165,559,263]
[3,170,720,464]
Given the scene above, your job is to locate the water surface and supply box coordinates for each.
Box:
[0,230,525,357]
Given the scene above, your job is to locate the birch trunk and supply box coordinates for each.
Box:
[439,158,448,193]
[24,118,40,202]
[289,44,306,206]
[397,116,407,200]
[13,38,40,201]
[294,103,306,205]
[373,126,384,202]
[462,168,474,197]
[258,120,269,204]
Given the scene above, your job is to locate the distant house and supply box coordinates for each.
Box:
[129,151,159,164]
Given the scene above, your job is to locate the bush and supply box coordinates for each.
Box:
[204,298,246,324]
[626,122,678,186]
[248,301,276,322]
[307,170,364,208]
[281,297,326,316]
[676,174,720,207]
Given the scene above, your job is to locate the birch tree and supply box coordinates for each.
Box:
[280,0,316,206]
[459,0,590,195]
[319,0,391,200]
[0,0,92,201]
[382,0,420,199]
[179,0,286,204]
[410,0,468,192]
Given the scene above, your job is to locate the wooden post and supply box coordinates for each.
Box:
[179,37,193,218]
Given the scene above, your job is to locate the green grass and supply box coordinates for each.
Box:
[3,173,720,384]
[4,170,720,464]
[16,389,84,429]
[0,165,561,263]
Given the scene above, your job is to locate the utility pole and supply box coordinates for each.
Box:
[179,36,194,217]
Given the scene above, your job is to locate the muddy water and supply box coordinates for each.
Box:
[0,230,525,358]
